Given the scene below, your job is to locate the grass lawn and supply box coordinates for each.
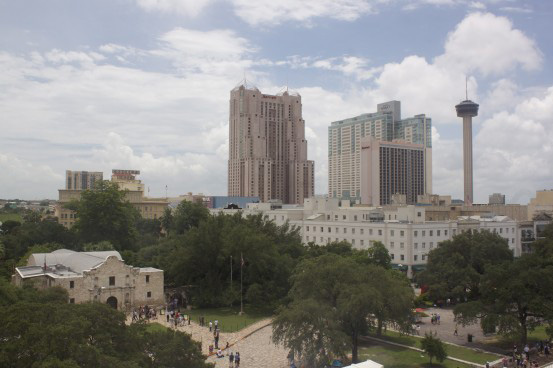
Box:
[0,213,23,223]
[186,306,272,333]
[368,330,498,365]
[483,325,550,349]
[144,322,169,333]
[359,343,474,368]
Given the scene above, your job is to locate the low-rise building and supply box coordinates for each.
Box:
[12,249,164,310]
[55,169,169,228]
[211,197,520,278]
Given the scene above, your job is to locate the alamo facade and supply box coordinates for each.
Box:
[12,249,164,310]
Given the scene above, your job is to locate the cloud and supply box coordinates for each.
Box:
[436,12,542,75]
[0,153,62,200]
[131,0,214,17]
[230,0,380,26]
[0,12,549,203]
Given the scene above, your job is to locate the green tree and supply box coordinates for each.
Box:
[171,200,209,234]
[418,230,513,302]
[272,254,413,365]
[71,180,140,250]
[420,333,447,365]
[23,210,41,223]
[367,241,392,269]
[160,207,173,233]
[0,220,21,235]
[82,240,115,252]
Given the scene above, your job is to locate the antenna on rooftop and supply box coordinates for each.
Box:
[465,75,468,100]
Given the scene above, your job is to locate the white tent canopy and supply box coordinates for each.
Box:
[344,360,383,368]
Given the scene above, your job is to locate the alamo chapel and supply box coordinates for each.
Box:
[12,249,164,310]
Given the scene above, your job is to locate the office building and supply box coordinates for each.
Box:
[211,197,520,277]
[489,193,506,205]
[528,190,553,220]
[12,249,164,310]
[361,137,430,206]
[228,84,314,204]
[328,101,432,202]
[455,98,479,205]
[65,170,103,190]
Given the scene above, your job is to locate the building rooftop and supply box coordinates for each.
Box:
[22,249,123,278]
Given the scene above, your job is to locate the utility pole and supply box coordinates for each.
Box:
[240,252,244,315]
[230,255,233,307]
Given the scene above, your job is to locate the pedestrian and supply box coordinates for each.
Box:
[215,319,219,329]
[228,352,234,367]
[235,352,240,367]
[209,320,213,332]
[454,325,458,336]
[416,325,420,335]
[524,344,530,360]
[485,362,490,368]
[437,313,440,325]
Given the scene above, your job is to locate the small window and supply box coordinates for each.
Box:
[391,230,395,236]
[400,230,404,237]
[422,242,426,248]
[378,229,382,235]
[320,227,324,232]
[417,212,421,217]
[390,242,395,248]
[146,275,150,283]
[369,229,373,235]
[361,240,364,246]
[400,242,404,249]
[352,239,356,245]
[430,242,434,249]
[354,215,358,221]
[328,227,331,233]
[414,231,418,237]
[352,228,356,234]
[437,230,441,236]
[307,226,310,231]
[343,215,346,220]
[445,230,448,236]
[400,254,404,261]
[414,243,418,249]
[147,291,152,298]
[109,276,115,286]
[422,254,426,261]
[343,228,347,234]
[360,229,364,235]
[414,255,418,261]
[69,298,75,304]
[422,231,426,236]
[391,253,395,260]
[69,281,74,289]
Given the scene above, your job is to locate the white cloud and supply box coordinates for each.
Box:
[0,153,62,199]
[436,12,542,75]
[230,0,380,26]
[499,6,533,14]
[131,0,213,17]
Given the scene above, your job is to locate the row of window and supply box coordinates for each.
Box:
[305,226,455,238]
[390,254,427,261]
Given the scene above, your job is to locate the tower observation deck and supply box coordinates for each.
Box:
[455,99,479,205]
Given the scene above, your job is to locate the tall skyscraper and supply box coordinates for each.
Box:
[455,98,479,205]
[228,84,314,204]
[360,137,429,206]
[328,101,432,201]
[65,170,103,190]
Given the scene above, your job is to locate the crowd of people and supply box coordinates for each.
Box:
[131,305,157,322]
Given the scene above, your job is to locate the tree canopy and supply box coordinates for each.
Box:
[272,253,413,366]
[420,333,447,365]
[0,280,213,368]
[418,230,513,301]
[70,180,140,251]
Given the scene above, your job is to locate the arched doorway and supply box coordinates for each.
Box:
[106,296,118,309]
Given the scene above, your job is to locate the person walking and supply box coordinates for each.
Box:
[209,320,213,332]
[234,352,240,367]
[229,352,234,368]
[454,325,458,336]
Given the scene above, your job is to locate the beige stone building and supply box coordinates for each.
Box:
[360,137,431,206]
[12,249,164,310]
[528,190,553,220]
[228,84,314,204]
[55,169,169,228]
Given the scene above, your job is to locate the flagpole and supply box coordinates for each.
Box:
[240,252,244,315]
[230,255,233,307]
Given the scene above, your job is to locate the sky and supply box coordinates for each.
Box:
[0,0,552,204]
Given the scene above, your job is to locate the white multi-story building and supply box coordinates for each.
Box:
[212,197,520,277]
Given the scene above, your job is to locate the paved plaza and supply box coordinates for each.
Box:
[158,316,289,368]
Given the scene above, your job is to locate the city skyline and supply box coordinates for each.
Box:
[1,1,553,203]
